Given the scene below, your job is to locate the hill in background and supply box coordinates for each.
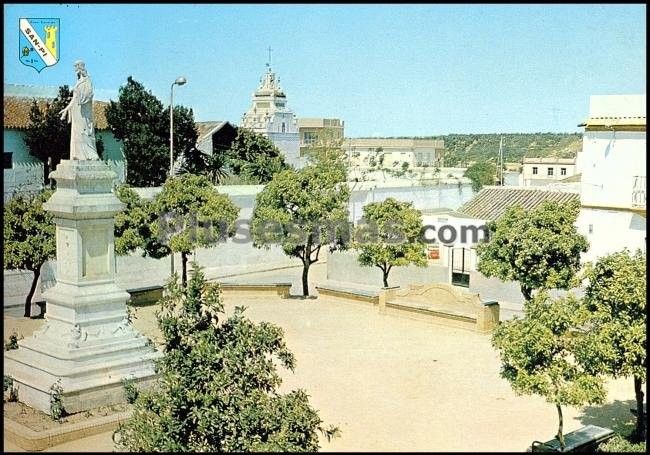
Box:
[370,133,582,167]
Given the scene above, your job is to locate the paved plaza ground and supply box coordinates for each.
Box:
[3,264,636,451]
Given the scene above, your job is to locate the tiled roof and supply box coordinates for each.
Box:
[4,95,109,130]
[578,116,646,130]
[420,207,479,219]
[522,157,576,165]
[196,121,228,143]
[457,186,580,221]
[560,173,582,183]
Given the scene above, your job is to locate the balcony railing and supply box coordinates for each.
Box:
[632,175,646,209]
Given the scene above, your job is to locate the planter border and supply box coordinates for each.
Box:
[3,409,132,451]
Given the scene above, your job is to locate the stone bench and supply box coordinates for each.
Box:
[218,282,292,299]
[529,425,614,452]
[127,281,292,305]
[315,281,380,305]
[127,285,164,306]
[381,283,499,332]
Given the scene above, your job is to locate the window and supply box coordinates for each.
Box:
[561,167,567,175]
[588,224,593,234]
[4,152,12,170]
[532,166,538,175]
[302,131,318,145]
[281,122,285,133]
[547,167,554,176]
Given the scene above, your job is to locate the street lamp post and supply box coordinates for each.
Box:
[169,76,186,277]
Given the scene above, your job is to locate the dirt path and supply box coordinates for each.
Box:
[4,277,637,451]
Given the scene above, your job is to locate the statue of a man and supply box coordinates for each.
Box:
[60,60,99,160]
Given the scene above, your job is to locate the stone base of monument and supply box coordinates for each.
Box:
[4,159,162,415]
[4,326,160,414]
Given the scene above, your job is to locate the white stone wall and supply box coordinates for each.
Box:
[326,250,449,288]
[267,130,302,169]
[4,129,44,201]
[3,242,299,309]
[351,148,438,169]
[349,183,476,224]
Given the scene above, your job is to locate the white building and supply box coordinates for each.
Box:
[519,157,577,186]
[345,138,444,170]
[297,117,344,157]
[454,186,580,274]
[241,65,303,168]
[421,207,489,277]
[575,94,646,262]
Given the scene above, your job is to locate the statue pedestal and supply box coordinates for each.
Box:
[5,160,161,414]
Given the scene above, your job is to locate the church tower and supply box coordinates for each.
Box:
[241,50,302,169]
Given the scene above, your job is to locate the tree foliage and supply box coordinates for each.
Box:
[251,148,349,296]
[492,291,606,450]
[224,128,289,184]
[23,86,104,186]
[3,190,56,317]
[476,199,588,301]
[114,176,239,287]
[172,105,203,176]
[113,185,165,258]
[464,160,497,192]
[105,77,198,187]
[150,174,240,286]
[114,265,339,451]
[23,86,71,186]
[355,198,427,287]
[575,249,647,441]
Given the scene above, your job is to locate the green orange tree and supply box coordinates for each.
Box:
[3,191,55,317]
[114,265,339,451]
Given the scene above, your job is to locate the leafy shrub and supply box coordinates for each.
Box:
[49,379,66,421]
[4,332,21,351]
[113,264,339,451]
[121,378,139,404]
[4,375,18,402]
[598,434,646,452]
[4,375,13,392]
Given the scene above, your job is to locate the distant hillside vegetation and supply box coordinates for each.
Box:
[373,133,582,167]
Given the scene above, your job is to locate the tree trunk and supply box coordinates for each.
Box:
[521,285,533,302]
[25,267,41,318]
[556,403,565,450]
[634,376,646,442]
[302,260,310,297]
[382,268,389,288]
[181,252,188,288]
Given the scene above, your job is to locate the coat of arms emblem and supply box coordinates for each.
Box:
[19,18,59,72]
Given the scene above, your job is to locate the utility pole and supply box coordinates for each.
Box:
[498,136,504,185]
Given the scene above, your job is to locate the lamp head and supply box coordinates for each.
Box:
[174,76,187,86]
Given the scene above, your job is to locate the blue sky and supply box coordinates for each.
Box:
[4,4,646,137]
